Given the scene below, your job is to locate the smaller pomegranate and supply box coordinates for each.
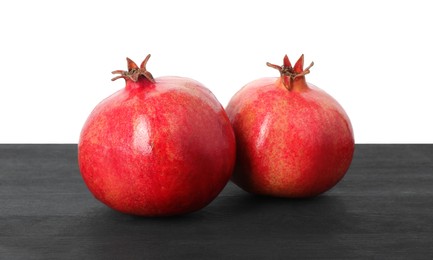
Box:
[78,55,236,216]
[226,54,354,198]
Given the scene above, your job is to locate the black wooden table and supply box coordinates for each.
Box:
[1,144,432,259]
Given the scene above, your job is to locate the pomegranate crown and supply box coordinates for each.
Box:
[266,54,314,90]
[111,54,155,83]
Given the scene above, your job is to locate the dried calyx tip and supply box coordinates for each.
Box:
[266,54,314,90]
[111,54,155,83]
[267,54,314,79]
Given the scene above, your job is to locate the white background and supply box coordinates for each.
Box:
[1,0,432,143]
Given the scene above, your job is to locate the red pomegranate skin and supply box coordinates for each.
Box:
[78,56,236,216]
[226,55,354,198]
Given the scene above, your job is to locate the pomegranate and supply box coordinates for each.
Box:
[78,55,236,216]
[226,54,354,198]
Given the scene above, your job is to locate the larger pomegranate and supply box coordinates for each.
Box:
[226,54,354,198]
[78,55,236,216]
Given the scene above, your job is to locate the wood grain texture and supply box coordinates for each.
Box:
[1,144,433,259]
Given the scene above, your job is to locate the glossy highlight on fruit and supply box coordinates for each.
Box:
[78,54,236,216]
[226,54,354,198]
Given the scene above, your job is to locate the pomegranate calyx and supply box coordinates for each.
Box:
[111,54,155,83]
[266,54,314,90]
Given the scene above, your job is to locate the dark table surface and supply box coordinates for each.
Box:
[1,144,433,259]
